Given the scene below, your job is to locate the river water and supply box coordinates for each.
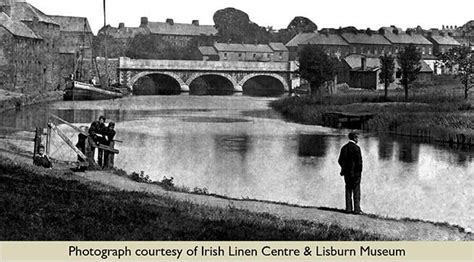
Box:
[1,94,473,229]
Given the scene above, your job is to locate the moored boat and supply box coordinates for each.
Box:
[63,81,124,101]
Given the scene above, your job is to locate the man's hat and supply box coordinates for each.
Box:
[348,131,359,140]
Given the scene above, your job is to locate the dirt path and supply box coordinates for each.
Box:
[75,170,470,241]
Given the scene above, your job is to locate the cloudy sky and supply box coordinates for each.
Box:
[26,0,473,33]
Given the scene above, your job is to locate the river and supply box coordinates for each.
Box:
[0,94,473,229]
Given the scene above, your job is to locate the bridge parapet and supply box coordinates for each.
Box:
[119,57,295,72]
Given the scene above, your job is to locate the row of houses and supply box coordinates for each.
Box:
[286,26,461,62]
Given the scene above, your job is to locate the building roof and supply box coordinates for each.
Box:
[269,42,288,51]
[344,54,380,70]
[214,43,274,53]
[10,1,58,25]
[285,32,317,47]
[429,35,461,46]
[49,15,92,33]
[305,32,349,46]
[147,21,217,36]
[418,60,433,73]
[340,32,392,45]
[198,46,217,56]
[0,11,41,39]
[103,26,147,39]
[380,27,432,45]
[344,53,433,73]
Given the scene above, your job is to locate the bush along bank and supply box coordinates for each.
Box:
[0,90,63,112]
[0,156,388,241]
[270,92,474,147]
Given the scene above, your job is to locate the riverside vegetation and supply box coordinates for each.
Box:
[0,156,387,240]
[271,83,473,145]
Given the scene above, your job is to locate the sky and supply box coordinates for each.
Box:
[26,0,473,34]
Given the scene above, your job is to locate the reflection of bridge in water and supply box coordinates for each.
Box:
[118,58,298,95]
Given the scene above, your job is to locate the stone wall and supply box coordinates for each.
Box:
[0,27,45,93]
[22,20,61,91]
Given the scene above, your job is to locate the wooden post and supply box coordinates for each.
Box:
[33,127,42,157]
[107,141,115,169]
[46,126,51,155]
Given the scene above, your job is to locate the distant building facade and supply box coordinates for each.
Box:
[286,31,350,59]
[0,0,62,93]
[99,17,218,48]
[198,42,289,62]
[340,28,392,56]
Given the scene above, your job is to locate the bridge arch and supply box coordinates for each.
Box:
[186,73,239,90]
[128,71,187,91]
[238,73,289,92]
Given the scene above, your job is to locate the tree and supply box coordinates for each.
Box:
[297,45,337,96]
[379,54,395,100]
[213,7,270,44]
[440,46,473,99]
[287,16,318,34]
[397,44,421,101]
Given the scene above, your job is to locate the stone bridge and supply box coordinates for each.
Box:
[118,57,298,92]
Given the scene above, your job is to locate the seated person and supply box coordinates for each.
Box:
[33,145,52,168]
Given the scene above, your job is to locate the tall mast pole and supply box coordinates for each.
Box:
[103,0,109,88]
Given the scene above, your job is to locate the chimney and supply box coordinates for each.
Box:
[406,29,412,36]
[361,57,367,71]
[118,23,125,29]
[440,32,445,37]
[323,28,329,36]
[427,31,433,38]
[442,25,445,30]
[378,28,385,35]
[140,17,148,27]
[448,32,453,37]
[166,18,174,25]
[192,20,199,26]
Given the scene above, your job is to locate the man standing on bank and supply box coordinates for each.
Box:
[338,131,363,214]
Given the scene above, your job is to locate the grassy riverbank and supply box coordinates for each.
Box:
[271,87,474,144]
[0,156,387,241]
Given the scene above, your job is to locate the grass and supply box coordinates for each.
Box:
[270,86,474,144]
[0,156,389,241]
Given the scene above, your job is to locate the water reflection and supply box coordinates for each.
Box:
[297,134,327,158]
[377,136,395,160]
[397,140,420,163]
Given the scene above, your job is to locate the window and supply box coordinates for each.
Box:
[279,52,283,59]
[253,54,256,59]
[224,53,227,60]
[429,48,432,55]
